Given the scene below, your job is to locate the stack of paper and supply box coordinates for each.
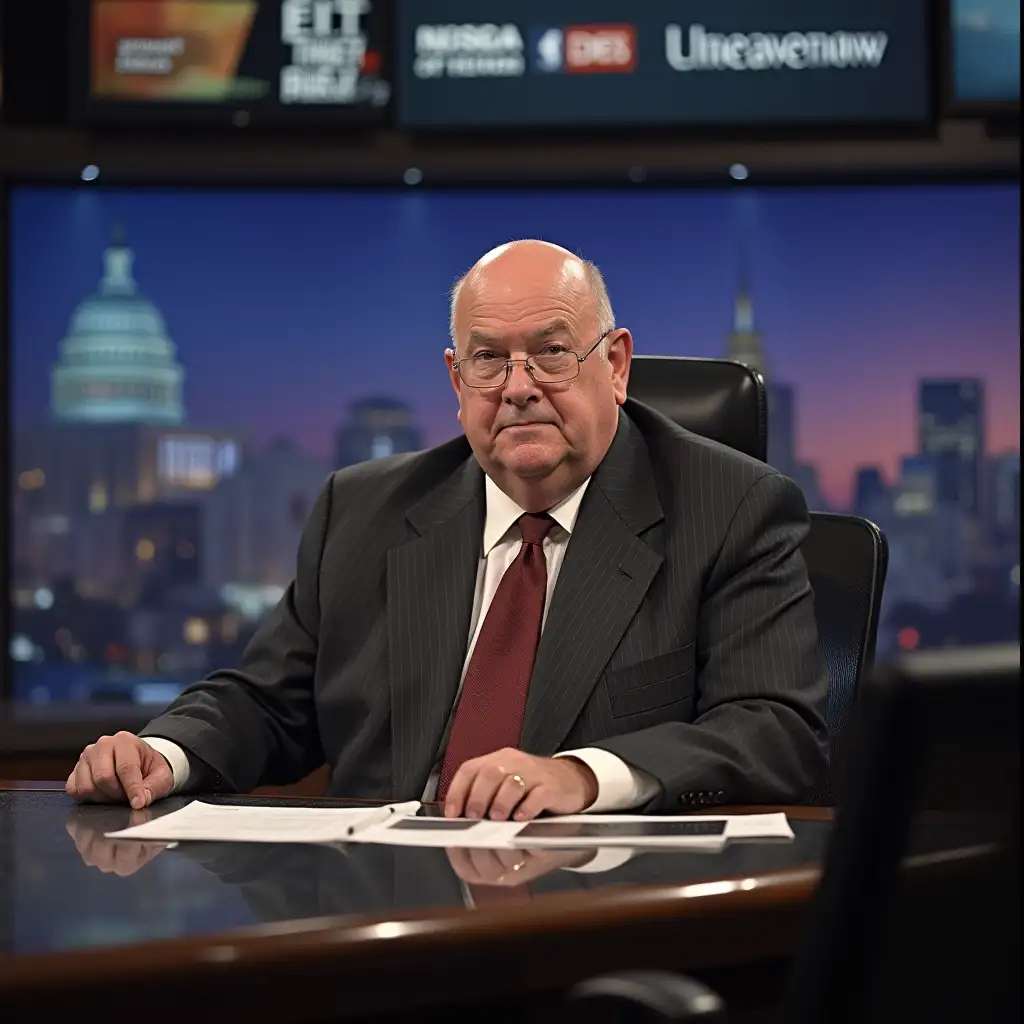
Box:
[105,800,422,844]
[106,801,794,851]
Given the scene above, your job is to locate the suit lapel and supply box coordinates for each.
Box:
[521,411,665,754]
[388,455,484,799]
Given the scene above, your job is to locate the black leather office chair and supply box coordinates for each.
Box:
[627,355,888,804]
[627,356,768,461]
[802,514,887,806]
[568,644,1022,1023]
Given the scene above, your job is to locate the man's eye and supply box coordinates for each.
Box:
[473,352,501,362]
[542,345,570,355]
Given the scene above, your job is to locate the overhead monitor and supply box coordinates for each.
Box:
[947,0,1020,114]
[72,0,392,125]
[396,0,932,130]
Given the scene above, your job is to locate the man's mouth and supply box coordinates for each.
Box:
[499,422,553,432]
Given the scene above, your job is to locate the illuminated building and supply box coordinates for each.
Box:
[11,227,240,595]
[989,452,1020,535]
[203,438,330,590]
[918,379,985,515]
[878,455,970,595]
[724,232,767,377]
[333,397,424,468]
[853,466,890,520]
[895,457,937,517]
[51,225,185,424]
[122,502,203,601]
[723,245,807,493]
[767,381,797,477]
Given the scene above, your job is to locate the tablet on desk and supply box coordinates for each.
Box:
[391,818,481,831]
[515,820,728,840]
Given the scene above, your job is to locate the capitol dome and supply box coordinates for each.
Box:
[51,227,185,424]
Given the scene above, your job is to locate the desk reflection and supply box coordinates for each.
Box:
[62,802,832,926]
[2,790,838,957]
[65,806,597,907]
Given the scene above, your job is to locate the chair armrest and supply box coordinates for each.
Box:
[567,970,727,1021]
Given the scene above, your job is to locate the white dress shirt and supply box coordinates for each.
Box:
[146,474,661,816]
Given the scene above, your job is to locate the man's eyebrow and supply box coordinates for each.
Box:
[466,330,500,348]
[525,320,574,341]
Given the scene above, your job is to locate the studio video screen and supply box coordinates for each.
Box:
[950,0,1020,106]
[76,0,391,123]
[7,184,1019,707]
[396,0,931,129]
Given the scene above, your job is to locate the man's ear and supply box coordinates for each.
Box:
[607,329,633,405]
[446,349,465,421]
[445,348,461,398]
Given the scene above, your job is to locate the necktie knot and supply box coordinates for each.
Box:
[518,512,555,547]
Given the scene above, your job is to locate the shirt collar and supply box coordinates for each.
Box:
[482,475,591,556]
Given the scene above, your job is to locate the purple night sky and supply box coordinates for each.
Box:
[8,182,1020,509]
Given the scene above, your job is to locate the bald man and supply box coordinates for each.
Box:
[68,241,829,821]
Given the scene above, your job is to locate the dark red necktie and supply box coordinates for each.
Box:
[437,513,555,800]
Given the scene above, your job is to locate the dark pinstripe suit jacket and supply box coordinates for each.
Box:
[142,399,829,810]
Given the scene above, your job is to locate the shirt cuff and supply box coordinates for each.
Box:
[143,737,191,795]
[555,747,661,813]
[562,847,637,873]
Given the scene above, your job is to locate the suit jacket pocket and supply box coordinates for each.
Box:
[606,644,696,719]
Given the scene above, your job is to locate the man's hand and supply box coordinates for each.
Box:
[445,846,596,889]
[66,807,170,877]
[443,748,599,820]
[66,731,174,810]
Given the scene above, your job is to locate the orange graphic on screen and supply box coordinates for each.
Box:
[91,1,263,101]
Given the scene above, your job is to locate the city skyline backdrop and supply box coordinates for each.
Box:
[9,182,1021,509]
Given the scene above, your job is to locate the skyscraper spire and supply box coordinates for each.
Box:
[725,217,768,379]
[100,222,136,297]
[733,225,754,333]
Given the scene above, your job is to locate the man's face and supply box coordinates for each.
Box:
[446,250,631,503]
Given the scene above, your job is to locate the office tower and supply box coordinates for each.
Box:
[724,242,767,379]
[122,502,203,599]
[203,438,331,590]
[51,225,185,425]
[890,455,969,587]
[853,466,889,518]
[918,379,985,514]
[767,381,797,475]
[722,238,800,475]
[895,456,937,516]
[791,462,824,512]
[333,397,424,468]
[988,452,1020,535]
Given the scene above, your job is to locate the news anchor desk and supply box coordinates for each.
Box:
[0,785,986,1024]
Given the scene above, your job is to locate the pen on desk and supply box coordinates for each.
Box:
[344,802,419,837]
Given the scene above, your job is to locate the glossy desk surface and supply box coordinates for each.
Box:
[0,787,988,1022]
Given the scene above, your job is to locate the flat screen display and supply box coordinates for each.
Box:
[5,183,1019,706]
[396,0,932,129]
[949,0,1020,108]
[73,0,391,124]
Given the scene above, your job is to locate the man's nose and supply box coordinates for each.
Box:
[502,361,542,404]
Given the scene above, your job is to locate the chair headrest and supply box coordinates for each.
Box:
[628,356,767,462]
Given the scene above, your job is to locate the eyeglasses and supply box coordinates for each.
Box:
[452,331,613,389]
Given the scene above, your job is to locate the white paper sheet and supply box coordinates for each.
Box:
[105,802,793,850]
[351,812,794,850]
[105,800,422,844]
